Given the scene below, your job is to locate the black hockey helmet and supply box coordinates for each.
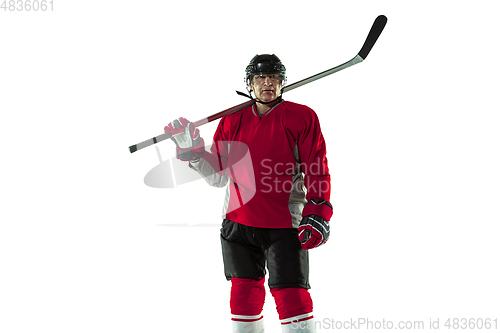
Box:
[245,54,286,87]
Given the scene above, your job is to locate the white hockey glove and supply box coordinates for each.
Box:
[164,117,205,161]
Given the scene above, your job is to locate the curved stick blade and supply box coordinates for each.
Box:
[358,15,388,60]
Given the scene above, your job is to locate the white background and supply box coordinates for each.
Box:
[1,1,499,332]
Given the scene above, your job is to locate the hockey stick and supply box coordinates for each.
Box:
[128,15,387,153]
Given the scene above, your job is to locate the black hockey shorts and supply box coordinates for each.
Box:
[220,219,310,290]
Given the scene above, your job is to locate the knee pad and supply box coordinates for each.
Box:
[270,287,313,323]
[230,277,266,319]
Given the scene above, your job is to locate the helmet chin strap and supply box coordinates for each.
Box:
[236,88,283,105]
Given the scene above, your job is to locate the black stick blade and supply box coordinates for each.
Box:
[358,15,387,60]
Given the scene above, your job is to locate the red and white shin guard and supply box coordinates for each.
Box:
[271,288,316,333]
[230,277,266,333]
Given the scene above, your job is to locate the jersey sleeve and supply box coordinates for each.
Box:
[189,118,230,188]
[296,108,331,203]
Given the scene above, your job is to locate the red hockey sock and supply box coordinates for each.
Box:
[230,277,266,322]
[270,287,313,324]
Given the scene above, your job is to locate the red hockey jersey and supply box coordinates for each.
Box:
[189,100,330,229]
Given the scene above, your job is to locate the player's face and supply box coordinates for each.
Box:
[251,74,283,103]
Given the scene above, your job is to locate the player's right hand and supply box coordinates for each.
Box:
[164,118,205,161]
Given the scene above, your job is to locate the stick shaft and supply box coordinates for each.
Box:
[128,55,360,153]
[129,15,387,154]
[282,55,363,94]
[129,132,172,153]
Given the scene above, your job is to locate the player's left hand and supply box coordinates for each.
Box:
[298,199,333,250]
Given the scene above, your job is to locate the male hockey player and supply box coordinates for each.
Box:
[164,54,332,333]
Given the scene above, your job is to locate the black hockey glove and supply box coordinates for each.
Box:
[298,199,333,250]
